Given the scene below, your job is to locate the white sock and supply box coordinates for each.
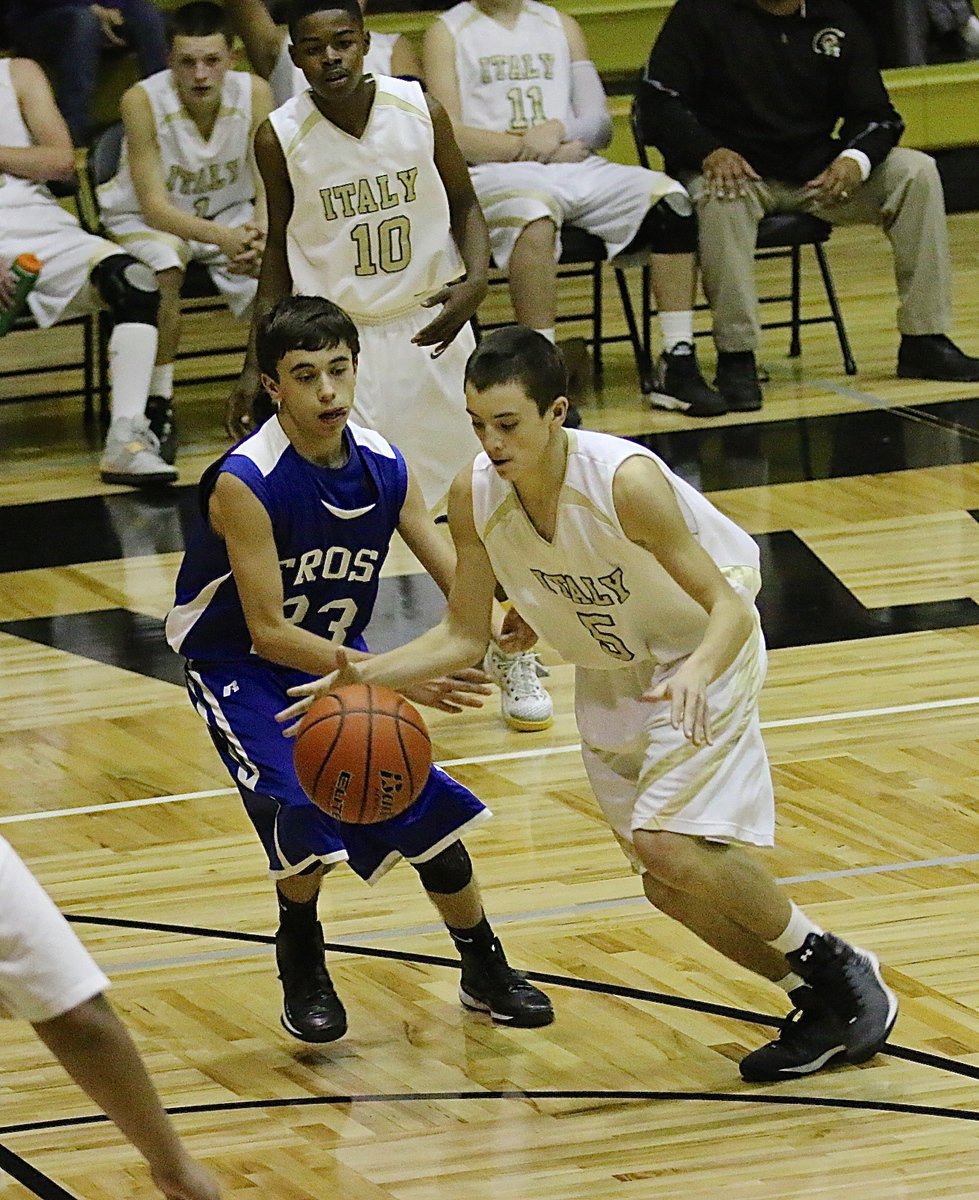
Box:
[774,971,806,994]
[108,323,157,423]
[533,327,556,344]
[149,362,174,399]
[767,903,823,957]
[659,310,694,353]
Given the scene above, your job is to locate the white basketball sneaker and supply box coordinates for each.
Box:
[484,643,553,732]
[100,416,177,487]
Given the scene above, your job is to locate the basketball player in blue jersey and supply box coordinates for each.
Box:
[285,327,900,1083]
[167,297,553,1042]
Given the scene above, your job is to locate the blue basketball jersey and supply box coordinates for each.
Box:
[167,418,409,662]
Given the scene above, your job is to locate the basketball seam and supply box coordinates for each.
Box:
[307,718,346,811]
[360,687,373,823]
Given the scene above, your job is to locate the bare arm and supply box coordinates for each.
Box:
[412,95,489,353]
[422,19,524,164]
[210,472,372,674]
[120,87,248,255]
[391,33,424,80]
[246,75,274,232]
[226,119,294,436]
[0,60,75,181]
[222,0,285,79]
[396,468,458,599]
[35,995,221,1200]
[614,457,754,743]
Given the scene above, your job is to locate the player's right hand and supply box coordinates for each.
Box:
[413,277,487,357]
[701,148,760,199]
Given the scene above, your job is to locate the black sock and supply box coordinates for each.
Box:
[447,915,496,955]
[276,890,319,933]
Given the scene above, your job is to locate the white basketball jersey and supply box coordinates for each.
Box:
[270,32,399,108]
[440,0,573,133]
[98,69,255,221]
[268,75,462,323]
[0,61,56,210]
[471,430,762,671]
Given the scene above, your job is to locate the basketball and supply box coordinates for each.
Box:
[292,684,432,823]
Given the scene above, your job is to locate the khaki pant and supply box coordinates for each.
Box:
[684,147,952,353]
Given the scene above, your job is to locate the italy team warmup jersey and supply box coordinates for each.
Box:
[470,429,761,671]
[267,75,462,323]
[167,419,408,662]
[439,0,573,133]
[98,69,255,222]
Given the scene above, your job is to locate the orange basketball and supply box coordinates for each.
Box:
[292,684,432,823]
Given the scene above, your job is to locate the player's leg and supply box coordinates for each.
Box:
[339,766,553,1027]
[145,266,184,466]
[90,252,177,487]
[183,662,349,1042]
[507,216,559,334]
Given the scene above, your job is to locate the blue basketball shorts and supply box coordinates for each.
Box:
[184,658,491,884]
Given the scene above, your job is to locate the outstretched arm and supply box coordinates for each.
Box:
[35,996,221,1200]
[222,0,286,80]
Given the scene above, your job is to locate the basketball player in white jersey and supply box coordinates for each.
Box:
[426,0,725,417]
[285,326,901,1084]
[230,0,554,734]
[224,0,422,108]
[99,2,273,469]
[0,57,172,488]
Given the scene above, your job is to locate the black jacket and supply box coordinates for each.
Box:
[639,0,905,182]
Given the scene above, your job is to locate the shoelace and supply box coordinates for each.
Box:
[499,652,546,700]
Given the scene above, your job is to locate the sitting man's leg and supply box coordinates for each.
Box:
[686,172,768,412]
[92,254,176,488]
[144,266,184,466]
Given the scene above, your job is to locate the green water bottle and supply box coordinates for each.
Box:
[0,253,42,336]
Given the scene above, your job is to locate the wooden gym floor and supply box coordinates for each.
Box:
[1,215,979,1198]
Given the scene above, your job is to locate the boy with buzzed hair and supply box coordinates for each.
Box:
[168,296,554,1043]
[227,0,555,734]
[99,1,273,468]
[287,325,901,1083]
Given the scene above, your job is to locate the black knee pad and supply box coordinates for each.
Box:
[91,253,160,325]
[414,841,473,895]
[629,193,698,255]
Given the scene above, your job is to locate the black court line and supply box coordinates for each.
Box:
[0,1142,79,1199]
[62,911,979,1085]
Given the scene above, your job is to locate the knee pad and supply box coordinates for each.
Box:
[633,192,698,255]
[91,254,160,325]
[414,841,473,895]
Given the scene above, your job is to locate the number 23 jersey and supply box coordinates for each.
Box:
[470,430,762,671]
[166,418,407,663]
[267,75,462,324]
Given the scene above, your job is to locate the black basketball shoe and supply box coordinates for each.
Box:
[740,986,850,1082]
[276,921,348,1043]
[787,932,898,1063]
[459,939,554,1027]
[649,342,727,417]
[145,395,178,465]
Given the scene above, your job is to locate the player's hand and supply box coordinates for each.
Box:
[549,139,590,164]
[151,1154,222,1200]
[413,277,487,357]
[702,147,761,199]
[642,661,712,746]
[495,608,539,654]
[224,370,260,439]
[92,4,127,47]
[277,649,362,735]
[0,262,15,308]
[515,120,565,163]
[804,157,862,209]
[218,225,255,263]
[402,668,492,713]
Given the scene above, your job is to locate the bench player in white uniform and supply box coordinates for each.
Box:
[99,2,273,468]
[224,0,423,109]
[230,0,554,733]
[0,834,221,1199]
[290,326,901,1084]
[427,0,725,417]
[0,58,171,489]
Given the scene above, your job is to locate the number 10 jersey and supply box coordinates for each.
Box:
[267,76,463,324]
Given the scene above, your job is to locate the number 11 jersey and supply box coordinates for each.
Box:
[267,76,462,324]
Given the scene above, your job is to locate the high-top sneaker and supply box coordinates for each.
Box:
[484,643,553,732]
[145,395,178,465]
[275,921,348,1043]
[649,341,727,417]
[739,986,850,1082]
[458,938,554,1027]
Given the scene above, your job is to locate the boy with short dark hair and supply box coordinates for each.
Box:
[289,324,901,1083]
[167,296,554,1042]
